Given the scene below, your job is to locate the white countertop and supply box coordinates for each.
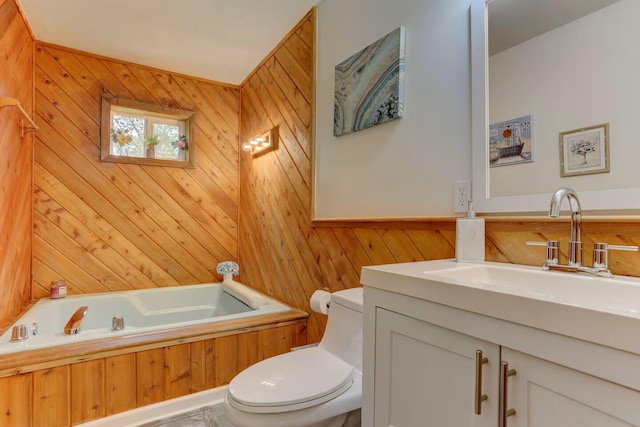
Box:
[361,259,640,356]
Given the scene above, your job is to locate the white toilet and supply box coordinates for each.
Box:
[224,287,363,427]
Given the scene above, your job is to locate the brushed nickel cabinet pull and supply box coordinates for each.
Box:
[499,361,517,427]
[475,350,489,415]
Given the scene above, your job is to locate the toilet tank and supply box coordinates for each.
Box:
[318,288,363,372]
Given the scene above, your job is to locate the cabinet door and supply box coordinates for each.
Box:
[501,348,640,427]
[374,308,499,427]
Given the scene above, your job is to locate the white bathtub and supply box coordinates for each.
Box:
[0,281,290,355]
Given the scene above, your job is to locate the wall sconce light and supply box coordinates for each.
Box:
[242,127,277,157]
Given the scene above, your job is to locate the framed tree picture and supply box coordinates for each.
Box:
[559,123,609,177]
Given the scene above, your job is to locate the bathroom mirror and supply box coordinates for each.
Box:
[471,0,640,213]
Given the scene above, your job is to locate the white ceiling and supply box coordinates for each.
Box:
[18,0,319,85]
[489,0,621,56]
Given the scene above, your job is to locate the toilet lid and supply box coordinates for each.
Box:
[227,347,354,414]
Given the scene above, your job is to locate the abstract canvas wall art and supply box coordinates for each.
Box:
[334,27,405,137]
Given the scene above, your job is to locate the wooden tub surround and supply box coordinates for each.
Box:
[0,307,307,426]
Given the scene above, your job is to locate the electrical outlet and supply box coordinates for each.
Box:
[453,180,471,213]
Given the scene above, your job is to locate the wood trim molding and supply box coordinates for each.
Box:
[12,0,35,41]
[482,215,640,223]
[100,95,197,168]
[309,7,317,224]
[311,215,640,230]
[311,217,457,230]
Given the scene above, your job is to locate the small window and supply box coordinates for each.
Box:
[101,96,196,168]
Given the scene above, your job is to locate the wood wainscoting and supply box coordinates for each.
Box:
[0,310,307,426]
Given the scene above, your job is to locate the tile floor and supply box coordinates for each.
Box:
[139,403,234,427]
[138,403,361,427]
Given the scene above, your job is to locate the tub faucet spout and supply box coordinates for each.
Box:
[64,306,88,335]
[549,187,582,266]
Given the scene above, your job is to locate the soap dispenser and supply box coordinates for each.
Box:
[455,201,485,262]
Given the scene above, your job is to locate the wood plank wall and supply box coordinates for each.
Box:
[0,0,34,327]
[485,218,640,278]
[32,43,240,299]
[239,9,640,343]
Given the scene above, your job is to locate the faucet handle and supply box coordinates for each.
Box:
[526,240,559,266]
[593,243,639,269]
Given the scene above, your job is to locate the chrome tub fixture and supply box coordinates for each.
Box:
[64,306,88,335]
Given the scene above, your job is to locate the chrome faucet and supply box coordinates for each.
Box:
[528,188,639,277]
[64,306,88,335]
[549,187,582,266]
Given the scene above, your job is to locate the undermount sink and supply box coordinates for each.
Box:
[422,261,640,317]
[361,258,640,358]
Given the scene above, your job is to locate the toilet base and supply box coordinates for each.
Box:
[342,409,361,427]
[224,401,346,427]
[316,413,346,427]
[225,408,361,427]
[316,410,360,427]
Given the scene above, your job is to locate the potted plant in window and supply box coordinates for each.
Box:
[172,135,189,161]
[111,129,132,156]
[145,134,160,159]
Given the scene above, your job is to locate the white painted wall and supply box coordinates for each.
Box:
[314,0,472,219]
[489,0,639,198]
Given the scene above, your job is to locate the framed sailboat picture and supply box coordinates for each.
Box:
[489,115,533,167]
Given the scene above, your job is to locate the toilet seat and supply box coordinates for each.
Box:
[227,347,354,414]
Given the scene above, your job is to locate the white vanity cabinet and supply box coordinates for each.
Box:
[361,261,640,427]
[501,347,640,427]
[373,308,500,426]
